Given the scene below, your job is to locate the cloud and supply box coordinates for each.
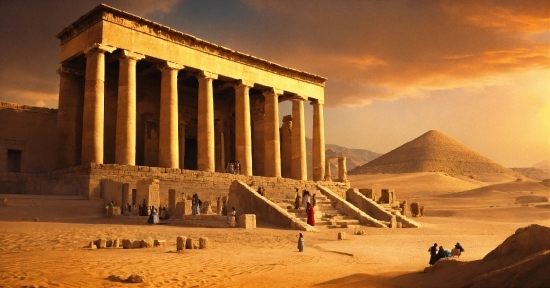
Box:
[241,0,550,107]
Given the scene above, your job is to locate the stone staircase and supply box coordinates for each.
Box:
[265,189,361,229]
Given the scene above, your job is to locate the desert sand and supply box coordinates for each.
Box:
[1,173,550,287]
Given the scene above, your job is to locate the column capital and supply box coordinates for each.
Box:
[197,71,218,80]
[84,43,116,55]
[310,99,324,106]
[157,61,184,71]
[291,95,307,102]
[120,50,145,61]
[262,87,283,97]
[57,66,84,77]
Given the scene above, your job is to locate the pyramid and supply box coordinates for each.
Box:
[349,130,513,174]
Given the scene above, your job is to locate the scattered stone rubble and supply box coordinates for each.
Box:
[88,237,166,249]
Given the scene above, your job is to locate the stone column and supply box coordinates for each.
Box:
[216,120,226,172]
[178,120,186,169]
[197,71,218,172]
[56,67,83,169]
[338,157,348,182]
[325,160,332,181]
[280,115,293,178]
[158,61,183,168]
[115,51,144,165]
[234,80,254,176]
[291,97,307,180]
[312,101,325,181]
[81,43,116,164]
[263,88,282,177]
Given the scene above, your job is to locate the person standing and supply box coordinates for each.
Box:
[235,161,241,175]
[229,207,236,227]
[297,233,304,252]
[294,192,302,210]
[311,193,317,207]
[306,202,315,226]
[428,243,438,265]
[302,190,310,209]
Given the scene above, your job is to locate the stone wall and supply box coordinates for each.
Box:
[0,163,350,205]
[346,188,421,228]
[0,102,57,174]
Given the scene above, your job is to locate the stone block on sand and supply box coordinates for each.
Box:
[88,241,97,249]
[131,240,142,249]
[338,232,347,240]
[141,238,154,248]
[94,238,107,249]
[199,237,209,249]
[122,239,132,249]
[154,239,166,247]
[186,237,199,249]
[238,214,256,229]
[177,236,187,251]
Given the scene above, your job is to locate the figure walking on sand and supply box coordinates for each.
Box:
[297,233,304,252]
[306,202,315,226]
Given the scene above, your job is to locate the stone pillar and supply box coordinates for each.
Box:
[338,157,347,182]
[56,67,83,169]
[234,80,254,176]
[178,120,186,169]
[291,98,307,180]
[312,101,325,181]
[122,183,131,210]
[280,115,293,178]
[263,88,282,177]
[158,61,183,168]
[197,71,218,172]
[81,43,116,164]
[216,121,226,172]
[325,161,332,181]
[115,51,144,165]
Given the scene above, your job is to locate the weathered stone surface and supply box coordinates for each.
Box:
[131,240,142,249]
[126,274,145,283]
[390,215,397,228]
[122,239,132,249]
[238,214,256,229]
[397,222,403,228]
[154,239,166,247]
[411,202,420,217]
[112,238,121,248]
[106,239,113,247]
[94,238,107,249]
[338,232,347,240]
[199,237,209,249]
[141,238,154,248]
[88,241,97,249]
[186,237,199,249]
[177,236,187,251]
[355,230,365,235]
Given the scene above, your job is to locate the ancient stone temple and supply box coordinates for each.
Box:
[55,4,326,181]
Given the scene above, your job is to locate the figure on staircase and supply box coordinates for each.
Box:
[294,192,302,210]
[306,202,315,226]
[302,190,310,209]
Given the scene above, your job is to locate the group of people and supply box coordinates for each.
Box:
[428,242,465,265]
[294,190,316,226]
[226,161,241,175]
[147,205,159,224]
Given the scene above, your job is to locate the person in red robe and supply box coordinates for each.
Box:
[306,202,315,226]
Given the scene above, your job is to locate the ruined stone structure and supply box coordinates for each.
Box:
[54,4,326,181]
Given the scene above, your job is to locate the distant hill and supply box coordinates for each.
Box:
[349,130,513,175]
[305,138,381,179]
[511,160,550,181]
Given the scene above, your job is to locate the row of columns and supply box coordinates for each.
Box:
[68,43,326,181]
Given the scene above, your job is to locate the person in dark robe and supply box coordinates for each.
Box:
[306,202,315,226]
[455,242,464,252]
[428,243,438,265]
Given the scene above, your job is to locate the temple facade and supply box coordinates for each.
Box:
[55,4,326,181]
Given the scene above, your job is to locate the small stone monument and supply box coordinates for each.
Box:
[238,214,256,229]
[199,237,209,249]
[176,236,187,251]
[338,232,347,240]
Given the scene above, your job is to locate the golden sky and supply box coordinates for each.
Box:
[0,0,548,167]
